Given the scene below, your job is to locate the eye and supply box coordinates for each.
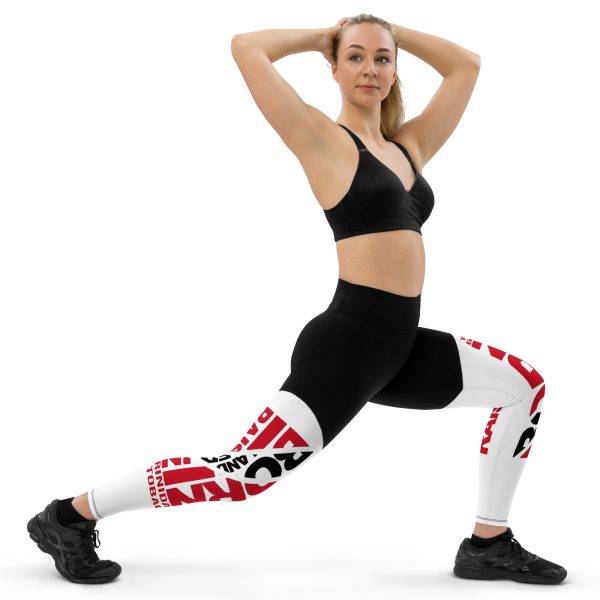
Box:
[349,54,390,63]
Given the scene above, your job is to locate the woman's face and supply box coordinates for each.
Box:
[332,23,397,103]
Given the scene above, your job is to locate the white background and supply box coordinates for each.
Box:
[1,0,598,598]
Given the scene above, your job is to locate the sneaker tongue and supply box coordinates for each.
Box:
[66,519,97,531]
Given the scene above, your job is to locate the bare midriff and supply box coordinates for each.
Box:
[299,112,428,298]
[335,229,425,297]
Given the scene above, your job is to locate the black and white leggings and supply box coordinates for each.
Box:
[88,278,546,526]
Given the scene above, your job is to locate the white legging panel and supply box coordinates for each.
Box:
[88,391,323,519]
[446,335,545,526]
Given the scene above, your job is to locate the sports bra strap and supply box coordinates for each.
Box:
[390,140,418,173]
[337,123,367,150]
[338,123,418,173]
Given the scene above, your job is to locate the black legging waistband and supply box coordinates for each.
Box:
[327,278,421,337]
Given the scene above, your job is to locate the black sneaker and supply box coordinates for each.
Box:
[453,527,567,584]
[27,498,121,584]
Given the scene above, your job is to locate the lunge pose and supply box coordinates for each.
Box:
[27,14,567,585]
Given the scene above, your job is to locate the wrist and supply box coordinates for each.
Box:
[391,23,405,48]
[318,26,340,63]
[317,27,333,53]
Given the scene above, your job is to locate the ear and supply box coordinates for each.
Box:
[331,62,339,84]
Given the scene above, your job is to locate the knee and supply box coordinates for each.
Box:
[458,335,546,402]
[506,355,546,459]
[507,352,545,397]
[501,351,546,417]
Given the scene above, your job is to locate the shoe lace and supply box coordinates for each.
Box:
[73,528,102,565]
[505,535,536,562]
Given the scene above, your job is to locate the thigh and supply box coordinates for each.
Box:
[369,327,544,410]
[369,326,463,409]
[280,309,416,447]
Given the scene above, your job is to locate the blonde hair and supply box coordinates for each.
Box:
[327,13,405,140]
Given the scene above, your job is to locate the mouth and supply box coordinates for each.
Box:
[359,85,378,89]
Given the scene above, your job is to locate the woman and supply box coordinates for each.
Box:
[27,14,566,585]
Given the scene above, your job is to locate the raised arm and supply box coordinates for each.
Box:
[389,23,481,170]
[230,28,337,158]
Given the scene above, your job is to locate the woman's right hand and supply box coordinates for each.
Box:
[320,17,353,63]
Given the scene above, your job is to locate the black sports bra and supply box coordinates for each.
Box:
[323,123,435,242]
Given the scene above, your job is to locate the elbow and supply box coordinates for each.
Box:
[231,34,247,54]
[231,33,254,48]
[470,52,481,69]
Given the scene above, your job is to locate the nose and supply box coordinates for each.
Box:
[363,58,377,76]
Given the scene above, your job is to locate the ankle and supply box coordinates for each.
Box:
[472,524,508,538]
[72,493,96,521]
